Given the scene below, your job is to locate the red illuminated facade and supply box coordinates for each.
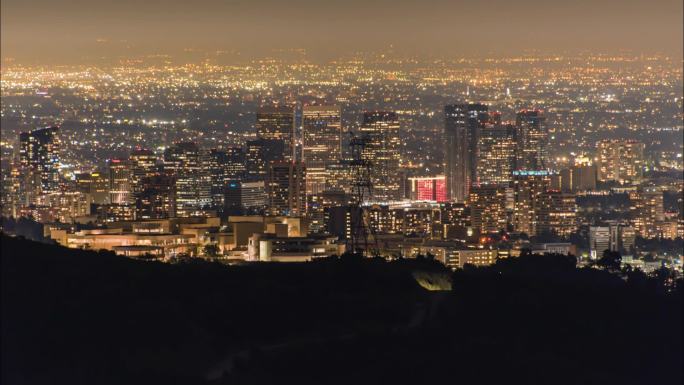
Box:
[409,176,447,202]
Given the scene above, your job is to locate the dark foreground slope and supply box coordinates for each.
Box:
[1,235,682,385]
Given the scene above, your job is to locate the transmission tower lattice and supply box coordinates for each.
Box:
[347,132,378,256]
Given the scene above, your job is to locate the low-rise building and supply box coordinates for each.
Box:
[247,233,344,262]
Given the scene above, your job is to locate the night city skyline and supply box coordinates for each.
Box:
[1,1,682,384]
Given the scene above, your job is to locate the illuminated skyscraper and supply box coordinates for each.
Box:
[135,175,176,219]
[476,123,516,186]
[129,149,158,211]
[9,164,41,208]
[206,148,246,211]
[130,149,158,182]
[19,126,60,194]
[208,149,230,210]
[324,162,354,194]
[73,171,109,205]
[130,148,157,171]
[164,142,211,217]
[360,111,402,201]
[469,186,509,234]
[515,110,548,171]
[302,105,342,195]
[108,158,132,205]
[224,147,246,181]
[537,191,577,237]
[444,104,488,201]
[245,138,285,181]
[106,159,135,221]
[267,161,306,216]
[1,165,26,217]
[629,189,664,239]
[511,170,552,235]
[596,139,645,183]
[207,148,247,211]
[256,105,296,161]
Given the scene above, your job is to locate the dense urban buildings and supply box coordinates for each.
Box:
[597,139,645,183]
[0,53,681,271]
[476,123,517,186]
[515,109,549,171]
[360,111,402,201]
[302,105,342,196]
[255,105,296,161]
[164,142,212,217]
[18,126,60,196]
[267,161,307,217]
[1,0,683,382]
[444,103,489,201]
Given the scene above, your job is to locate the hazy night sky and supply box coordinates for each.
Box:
[1,0,682,64]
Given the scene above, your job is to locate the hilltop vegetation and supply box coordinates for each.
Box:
[1,235,681,385]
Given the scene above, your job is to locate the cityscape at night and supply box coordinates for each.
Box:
[1,0,682,384]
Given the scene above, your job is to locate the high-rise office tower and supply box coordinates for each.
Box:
[1,165,25,217]
[129,149,158,211]
[105,158,135,221]
[302,105,342,196]
[208,149,229,210]
[477,123,517,186]
[469,185,509,234]
[219,148,248,212]
[444,104,488,201]
[10,165,41,208]
[256,105,296,161]
[74,171,109,205]
[245,138,285,181]
[108,158,132,205]
[164,142,211,217]
[515,110,548,171]
[206,148,246,210]
[324,162,354,194]
[596,139,645,183]
[439,202,471,240]
[536,191,577,237]
[511,170,552,236]
[360,111,402,201]
[629,189,664,239]
[130,149,157,181]
[0,167,15,217]
[135,174,176,219]
[224,147,246,181]
[19,126,60,194]
[91,171,110,204]
[267,161,306,216]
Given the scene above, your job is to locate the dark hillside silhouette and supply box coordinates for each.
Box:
[1,235,681,385]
